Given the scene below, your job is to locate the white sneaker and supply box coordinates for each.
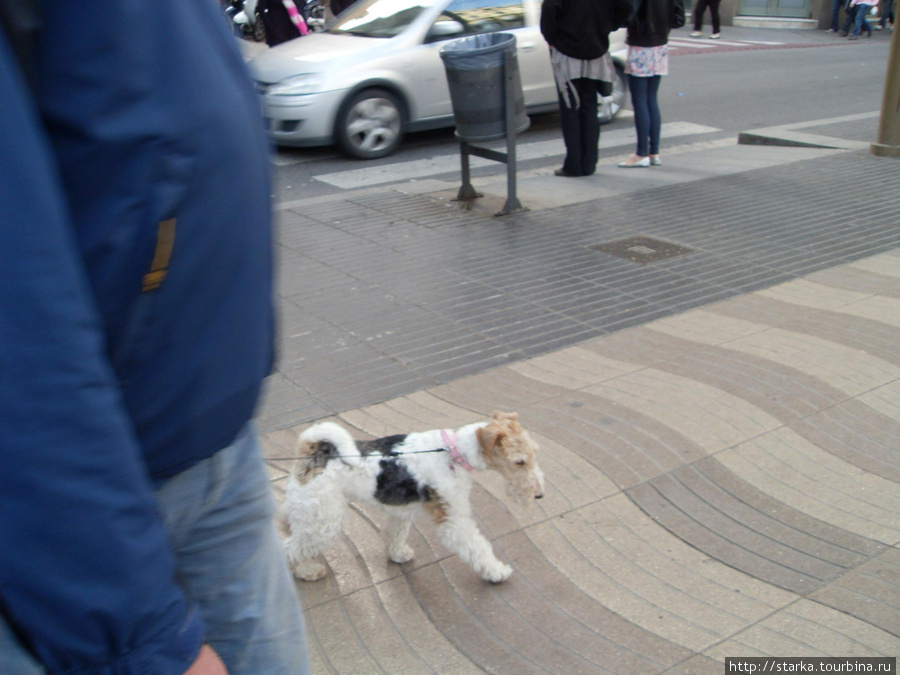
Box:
[689,31,703,37]
[710,32,721,38]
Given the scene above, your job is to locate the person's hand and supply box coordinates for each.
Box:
[185,645,228,675]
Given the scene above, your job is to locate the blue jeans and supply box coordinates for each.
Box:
[852,2,871,34]
[830,0,845,30]
[628,75,662,157]
[0,424,309,675]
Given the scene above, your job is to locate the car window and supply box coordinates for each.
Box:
[333,0,431,37]
[432,0,526,38]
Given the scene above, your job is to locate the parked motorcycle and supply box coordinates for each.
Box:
[224,0,266,42]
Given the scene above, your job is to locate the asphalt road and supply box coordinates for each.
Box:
[260,26,892,203]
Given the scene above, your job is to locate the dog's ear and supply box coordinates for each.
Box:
[477,424,506,455]
[492,411,519,423]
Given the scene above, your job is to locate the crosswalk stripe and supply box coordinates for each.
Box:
[313,121,721,189]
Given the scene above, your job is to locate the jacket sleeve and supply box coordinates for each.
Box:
[539,0,560,46]
[616,0,637,31]
[0,29,204,675]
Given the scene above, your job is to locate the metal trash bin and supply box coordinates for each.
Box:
[439,33,529,142]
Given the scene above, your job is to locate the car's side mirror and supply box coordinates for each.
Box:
[425,19,466,42]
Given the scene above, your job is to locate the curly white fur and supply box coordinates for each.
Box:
[281,412,544,583]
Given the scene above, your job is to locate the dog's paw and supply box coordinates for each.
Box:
[389,544,415,564]
[482,562,513,583]
[293,559,328,582]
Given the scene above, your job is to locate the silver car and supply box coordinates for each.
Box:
[250,0,627,159]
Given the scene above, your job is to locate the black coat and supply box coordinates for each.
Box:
[540,0,633,60]
[259,0,302,46]
[627,0,685,47]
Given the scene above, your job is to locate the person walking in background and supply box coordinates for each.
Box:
[619,0,684,167]
[827,0,846,32]
[690,0,721,38]
[844,0,876,37]
[259,0,309,46]
[0,1,309,673]
[875,0,893,29]
[541,0,633,177]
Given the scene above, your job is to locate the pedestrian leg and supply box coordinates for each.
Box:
[708,0,722,33]
[629,75,651,158]
[557,82,585,176]
[576,78,600,176]
[691,0,709,32]
[646,75,662,156]
[155,424,310,675]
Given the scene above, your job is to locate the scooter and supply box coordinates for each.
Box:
[226,0,266,42]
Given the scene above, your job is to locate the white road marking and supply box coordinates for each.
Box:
[313,121,721,189]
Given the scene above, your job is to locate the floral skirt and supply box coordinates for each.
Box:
[625,44,669,77]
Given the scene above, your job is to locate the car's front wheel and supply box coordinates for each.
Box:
[336,88,405,160]
[598,63,627,124]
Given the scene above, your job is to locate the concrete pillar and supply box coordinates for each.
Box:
[871,26,900,157]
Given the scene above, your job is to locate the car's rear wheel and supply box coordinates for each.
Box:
[598,63,627,124]
[336,88,405,160]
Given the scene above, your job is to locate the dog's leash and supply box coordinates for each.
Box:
[265,447,449,461]
[267,430,474,471]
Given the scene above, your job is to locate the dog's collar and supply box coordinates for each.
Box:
[441,429,473,472]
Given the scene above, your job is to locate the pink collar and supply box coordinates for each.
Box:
[442,429,473,472]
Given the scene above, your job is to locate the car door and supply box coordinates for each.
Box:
[413,0,545,120]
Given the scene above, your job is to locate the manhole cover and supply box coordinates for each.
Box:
[591,235,694,264]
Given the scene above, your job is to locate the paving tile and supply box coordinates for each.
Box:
[809,548,900,637]
[520,393,706,489]
[790,399,900,483]
[583,368,783,456]
[499,530,693,672]
[627,460,884,594]
[406,563,544,674]
[525,495,794,652]
[508,345,646,390]
[719,326,900,398]
[705,599,900,661]
[717,429,900,544]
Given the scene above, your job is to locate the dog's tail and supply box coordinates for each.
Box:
[291,421,360,484]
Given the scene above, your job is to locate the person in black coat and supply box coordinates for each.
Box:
[540,0,632,176]
[259,0,303,46]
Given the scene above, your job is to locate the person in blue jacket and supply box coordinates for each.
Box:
[0,2,309,673]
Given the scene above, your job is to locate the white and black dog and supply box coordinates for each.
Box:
[280,411,545,583]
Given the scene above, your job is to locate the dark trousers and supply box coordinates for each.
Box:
[628,75,662,157]
[830,0,845,29]
[879,0,894,26]
[693,0,721,32]
[558,78,600,176]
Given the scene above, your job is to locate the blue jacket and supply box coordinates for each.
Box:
[0,2,274,672]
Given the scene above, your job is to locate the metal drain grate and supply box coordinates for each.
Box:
[591,236,695,264]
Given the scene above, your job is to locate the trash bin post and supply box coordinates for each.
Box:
[439,33,529,216]
[499,47,524,216]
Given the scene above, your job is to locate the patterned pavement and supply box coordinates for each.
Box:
[259,124,900,672]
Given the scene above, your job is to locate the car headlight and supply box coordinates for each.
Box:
[267,74,325,97]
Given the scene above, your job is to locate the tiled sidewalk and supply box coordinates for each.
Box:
[259,139,900,673]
